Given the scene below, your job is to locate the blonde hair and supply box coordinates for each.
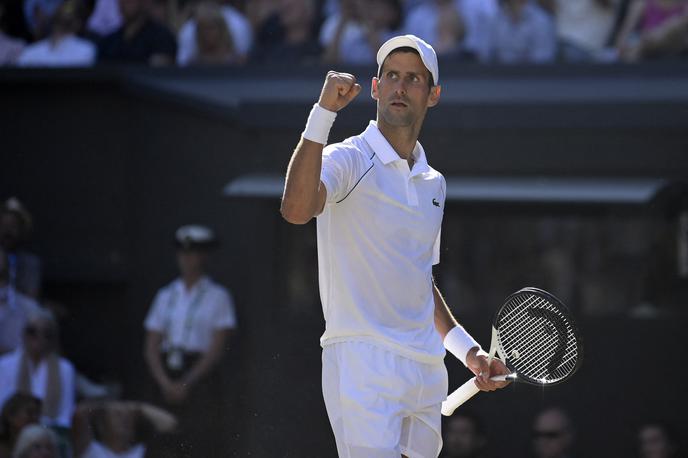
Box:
[11,425,58,458]
[17,308,61,421]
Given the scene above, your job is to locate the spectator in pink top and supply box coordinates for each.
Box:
[616,0,688,60]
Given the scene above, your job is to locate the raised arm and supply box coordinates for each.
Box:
[280,71,361,225]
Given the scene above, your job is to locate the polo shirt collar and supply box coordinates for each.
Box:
[362,121,431,175]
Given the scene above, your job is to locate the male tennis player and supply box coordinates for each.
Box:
[281,34,510,458]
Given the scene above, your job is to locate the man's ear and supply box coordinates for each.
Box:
[427,85,441,107]
[371,77,380,100]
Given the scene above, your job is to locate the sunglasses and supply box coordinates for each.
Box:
[24,325,55,340]
[532,430,565,440]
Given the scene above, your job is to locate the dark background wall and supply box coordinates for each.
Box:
[1,64,688,457]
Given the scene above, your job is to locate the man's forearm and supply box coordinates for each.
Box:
[432,280,458,339]
[280,137,326,224]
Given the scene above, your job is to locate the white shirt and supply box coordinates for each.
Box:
[17,35,96,67]
[81,441,145,458]
[177,5,252,66]
[555,0,619,51]
[317,121,445,364]
[144,276,236,353]
[0,349,76,428]
[0,286,41,354]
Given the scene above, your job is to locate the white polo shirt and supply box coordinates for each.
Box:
[317,121,446,364]
[144,276,236,353]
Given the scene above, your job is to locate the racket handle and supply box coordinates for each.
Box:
[441,377,480,416]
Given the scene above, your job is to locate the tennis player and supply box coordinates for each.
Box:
[281,34,510,458]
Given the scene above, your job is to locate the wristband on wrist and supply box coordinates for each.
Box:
[302,103,337,145]
[444,325,482,367]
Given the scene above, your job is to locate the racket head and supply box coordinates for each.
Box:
[493,287,583,386]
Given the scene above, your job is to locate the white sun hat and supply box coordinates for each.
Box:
[376,34,439,86]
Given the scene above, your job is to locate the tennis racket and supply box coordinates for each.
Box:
[442,287,583,416]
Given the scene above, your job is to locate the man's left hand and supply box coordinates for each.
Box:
[465,347,511,392]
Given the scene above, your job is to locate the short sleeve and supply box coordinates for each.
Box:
[432,175,446,265]
[320,145,355,204]
[144,290,166,332]
[212,288,237,330]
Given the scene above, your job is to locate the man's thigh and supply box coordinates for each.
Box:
[321,341,445,458]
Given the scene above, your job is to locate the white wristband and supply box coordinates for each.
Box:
[444,325,481,367]
[302,103,337,145]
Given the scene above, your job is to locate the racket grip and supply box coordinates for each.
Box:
[441,377,480,416]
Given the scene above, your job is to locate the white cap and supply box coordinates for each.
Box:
[175,225,217,249]
[376,34,439,86]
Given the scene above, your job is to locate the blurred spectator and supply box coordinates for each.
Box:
[0,248,41,356]
[72,400,177,458]
[441,410,487,458]
[98,0,177,65]
[403,0,467,58]
[23,0,64,40]
[0,308,76,430]
[0,3,26,65]
[482,0,557,63]
[320,0,403,64]
[637,422,680,458]
[176,1,252,66]
[250,0,322,64]
[616,0,688,61]
[86,0,123,37]
[143,225,236,457]
[553,0,621,61]
[0,199,42,300]
[10,424,58,458]
[17,0,96,67]
[183,1,240,65]
[531,406,575,458]
[456,0,498,60]
[0,394,42,458]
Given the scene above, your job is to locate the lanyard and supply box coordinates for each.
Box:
[164,281,207,348]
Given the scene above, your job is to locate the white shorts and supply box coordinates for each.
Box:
[322,340,448,458]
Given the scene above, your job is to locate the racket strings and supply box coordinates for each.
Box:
[497,293,580,383]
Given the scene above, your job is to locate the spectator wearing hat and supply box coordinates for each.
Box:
[143,225,236,457]
[0,199,41,300]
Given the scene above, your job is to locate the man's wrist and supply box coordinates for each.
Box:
[444,325,481,367]
[302,103,337,145]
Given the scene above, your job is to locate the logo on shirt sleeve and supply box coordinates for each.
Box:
[432,198,441,207]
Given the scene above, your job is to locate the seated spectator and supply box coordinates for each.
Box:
[98,0,177,65]
[23,0,64,40]
[183,1,240,65]
[0,4,26,65]
[0,248,41,356]
[482,0,556,63]
[0,309,76,430]
[441,410,487,458]
[176,0,252,66]
[10,424,58,458]
[17,0,96,67]
[0,394,42,458]
[0,199,42,300]
[250,0,322,64]
[531,406,575,458]
[616,0,688,61]
[320,0,403,64]
[638,421,680,458]
[86,0,123,37]
[403,0,467,58]
[554,0,621,61]
[456,0,499,60]
[72,400,177,458]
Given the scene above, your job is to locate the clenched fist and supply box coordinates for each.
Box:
[318,71,362,112]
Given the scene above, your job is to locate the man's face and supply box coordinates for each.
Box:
[176,249,206,277]
[444,416,484,457]
[532,410,572,458]
[372,51,440,129]
[639,426,675,458]
[23,318,56,360]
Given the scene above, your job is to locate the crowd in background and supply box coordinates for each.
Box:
[0,0,687,67]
